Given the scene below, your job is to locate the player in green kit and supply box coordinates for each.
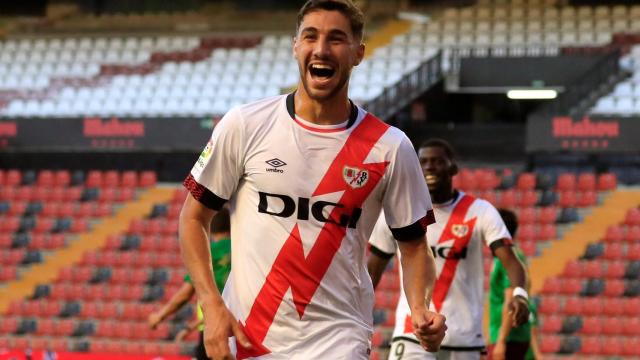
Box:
[488,209,542,360]
[148,207,231,360]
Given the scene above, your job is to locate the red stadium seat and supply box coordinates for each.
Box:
[140,171,157,187]
[580,336,602,355]
[540,334,561,353]
[518,224,536,242]
[54,170,71,187]
[99,187,117,203]
[86,170,104,188]
[604,279,625,297]
[539,296,562,315]
[70,218,89,233]
[603,243,623,260]
[556,173,576,191]
[104,170,120,187]
[518,190,538,207]
[542,278,562,295]
[560,278,583,295]
[121,171,138,188]
[580,317,602,335]
[623,298,640,316]
[118,188,134,202]
[605,260,625,278]
[516,172,536,190]
[539,206,558,224]
[625,226,640,242]
[6,170,22,186]
[64,187,83,201]
[517,207,537,224]
[541,315,562,334]
[628,244,640,260]
[602,317,623,335]
[582,298,604,316]
[577,173,596,192]
[563,297,584,315]
[32,186,50,201]
[602,337,624,356]
[538,224,557,240]
[597,173,617,191]
[577,191,597,207]
[562,260,582,278]
[519,241,536,256]
[623,338,640,357]
[604,226,624,242]
[36,318,56,335]
[583,261,603,278]
[625,207,640,226]
[558,191,577,208]
[498,189,517,208]
[55,318,75,336]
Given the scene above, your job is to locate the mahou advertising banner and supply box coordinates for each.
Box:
[526,115,639,153]
[0,117,217,152]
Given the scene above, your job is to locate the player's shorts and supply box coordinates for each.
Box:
[388,338,485,360]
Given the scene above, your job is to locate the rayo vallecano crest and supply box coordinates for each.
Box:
[451,224,469,238]
[343,166,369,189]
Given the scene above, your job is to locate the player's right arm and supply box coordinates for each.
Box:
[179,195,251,359]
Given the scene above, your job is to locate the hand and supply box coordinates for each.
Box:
[201,300,252,360]
[492,340,506,360]
[508,296,529,327]
[411,308,447,352]
[175,328,190,341]
[147,311,162,330]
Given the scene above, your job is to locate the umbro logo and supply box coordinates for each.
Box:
[266,158,286,173]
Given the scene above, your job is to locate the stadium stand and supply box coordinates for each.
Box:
[537,207,640,357]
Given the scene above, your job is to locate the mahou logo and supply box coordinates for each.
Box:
[552,116,619,138]
[83,118,145,137]
[0,122,17,137]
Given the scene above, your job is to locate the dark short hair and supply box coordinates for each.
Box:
[498,208,518,238]
[419,138,456,161]
[210,207,230,234]
[297,0,365,40]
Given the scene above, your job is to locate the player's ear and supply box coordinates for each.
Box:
[354,42,365,66]
[449,162,459,176]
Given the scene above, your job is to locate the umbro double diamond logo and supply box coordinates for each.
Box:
[266,158,286,173]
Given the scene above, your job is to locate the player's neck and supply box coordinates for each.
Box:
[294,88,350,126]
[432,188,458,205]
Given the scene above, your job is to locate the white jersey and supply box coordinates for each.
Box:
[369,192,510,348]
[185,94,434,359]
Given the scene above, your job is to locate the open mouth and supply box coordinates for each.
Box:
[425,174,438,184]
[309,63,336,80]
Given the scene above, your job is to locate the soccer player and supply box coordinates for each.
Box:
[368,139,529,360]
[149,208,231,360]
[488,209,540,360]
[179,1,446,359]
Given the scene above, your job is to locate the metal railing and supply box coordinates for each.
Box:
[364,51,443,121]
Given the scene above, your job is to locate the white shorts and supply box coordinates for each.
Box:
[388,338,484,360]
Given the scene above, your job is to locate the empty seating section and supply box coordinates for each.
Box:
[1,185,196,355]
[369,167,617,359]
[537,206,640,357]
[0,170,155,285]
[593,43,640,115]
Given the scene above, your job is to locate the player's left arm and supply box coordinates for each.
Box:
[492,243,529,327]
[397,235,446,352]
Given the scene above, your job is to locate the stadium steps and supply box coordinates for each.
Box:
[363,19,413,58]
[530,189,640,294]
[0,186,175,313]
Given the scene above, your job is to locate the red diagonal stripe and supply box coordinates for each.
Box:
[237,114,390,358]
[432,195,476,312]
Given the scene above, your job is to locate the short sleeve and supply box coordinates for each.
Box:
[382,134,434,241]
[184,107,245,210]
[479,200,512,247]
[368,210,397,255]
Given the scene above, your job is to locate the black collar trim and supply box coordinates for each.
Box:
[285,92,358,129]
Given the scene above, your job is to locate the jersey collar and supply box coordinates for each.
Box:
[286,92,358,130]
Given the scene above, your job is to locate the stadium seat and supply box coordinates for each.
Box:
[516,172,536,190]
[540,334,561,353]
[540,296,562,314]
[577,173,596,191]
[597,173,617,191]
[541,315,562,334]
[556,173,576,191]
[602,317,623,335]
[604,226,624,242]
[625,207,640,226]
[602,337,624,356]
[580,336,602,355]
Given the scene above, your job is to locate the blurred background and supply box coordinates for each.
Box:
[0,0,639,359]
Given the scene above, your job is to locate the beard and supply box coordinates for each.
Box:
[298,62,351,101]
